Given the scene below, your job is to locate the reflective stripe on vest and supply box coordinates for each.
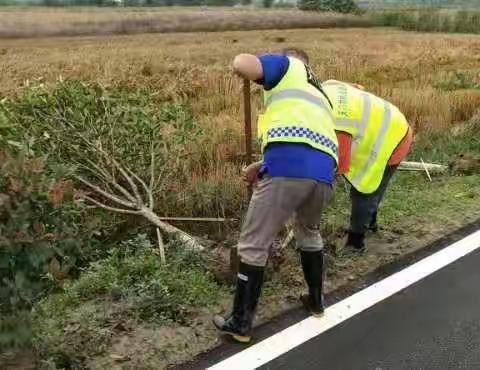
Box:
[258,57,338,163]
[266,126,338,155]
[330,91,371,131]
[351,99,391,187]
[265,88,335,122]
[323,80,408,194]
[349,93,372,156]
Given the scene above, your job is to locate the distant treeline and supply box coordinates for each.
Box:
[2,0,480,9]
[0,0,358,10]
[0,0,244,5]
[375,9,480,33]
[377,0,480,8]
[3,0,480,7]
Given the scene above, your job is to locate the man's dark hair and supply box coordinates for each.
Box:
[281,47,310,65]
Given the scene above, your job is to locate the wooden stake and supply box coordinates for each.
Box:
[157,217,236,222]
[243,79,252,166]
[243,79,253,199]
[280,229,295,251]
[420,158,432,182]
[398,161,447,173]
[156,228,166,265]
[230,79,254,277]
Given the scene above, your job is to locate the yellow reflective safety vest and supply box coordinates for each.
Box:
[257,57,338,164]
[323,80,409,194]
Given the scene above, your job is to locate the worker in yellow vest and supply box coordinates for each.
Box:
[322,80,413,251]
[213,48,338,343]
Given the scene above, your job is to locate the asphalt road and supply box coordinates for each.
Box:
[260,248,480,370]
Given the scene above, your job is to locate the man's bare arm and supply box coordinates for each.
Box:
[232,54,263,81]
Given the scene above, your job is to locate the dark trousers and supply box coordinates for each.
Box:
[350,165,398,234]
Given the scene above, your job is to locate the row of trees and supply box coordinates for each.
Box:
[299,0,358,12]
[382,0,480,5]
[1,0,480,9]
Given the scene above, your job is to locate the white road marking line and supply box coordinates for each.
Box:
[208,229,480,370]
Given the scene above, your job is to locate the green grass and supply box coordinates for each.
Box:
[32,233,223,367]
[411,122,480,163]
[383,174,479,223]
[433,71,480,92]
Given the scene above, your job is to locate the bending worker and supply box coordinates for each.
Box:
[213,48,338,343]
[323,80,413,251]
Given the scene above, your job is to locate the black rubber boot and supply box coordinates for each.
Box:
[213,262,264,343]
[369,212,378,233]
[300,250,325,317]
[346,231,366,251]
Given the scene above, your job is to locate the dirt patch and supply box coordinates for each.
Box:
[0,350,37,370]
[87,315,221,370]
[450,153,480,175]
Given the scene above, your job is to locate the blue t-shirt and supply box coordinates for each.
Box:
[257,54,335,185]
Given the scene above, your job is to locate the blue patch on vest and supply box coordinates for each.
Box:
[261,143,336,185]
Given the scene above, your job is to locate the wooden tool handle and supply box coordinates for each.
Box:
[243,79,253,199]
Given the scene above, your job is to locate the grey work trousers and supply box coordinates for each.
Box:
[350,165,398,234]
[238,176,333,267]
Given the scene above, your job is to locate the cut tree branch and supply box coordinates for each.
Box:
[76,146,205,254]
[96,146,143,205]
[126,167,153,211]
[82,195,141,215]
[76,176,137,209]
[85,158,137,203]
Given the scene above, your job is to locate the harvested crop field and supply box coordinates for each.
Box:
[0,7,374,38]
[1,23,480,369]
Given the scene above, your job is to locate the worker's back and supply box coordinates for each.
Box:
[258,58,339,162]
[322,80,409,194]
